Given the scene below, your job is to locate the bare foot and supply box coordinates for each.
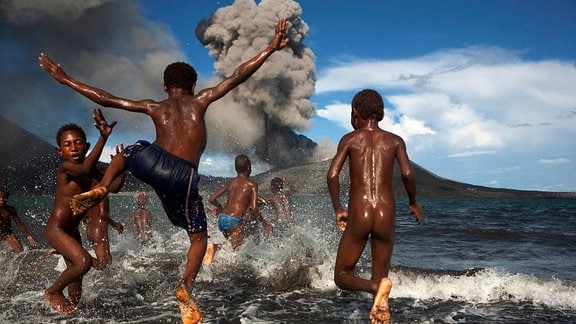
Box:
[44,290,78,314]
[202,243,216,266]
[48,248,59,255]
[67,282,82,306]
[370,277,392,324]
[92,257,105,270]
[70,187,108,216]
[174,284,202,324]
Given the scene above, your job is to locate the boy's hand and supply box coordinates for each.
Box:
[335,208,348,231]
[205,205,219,218]
[110,143,124,160]
[410,204,423,225]
[113,221,124,234]
[271,18,289,50]
[39,52,69,83]
[27,235,38,248]
[93,108,117,137]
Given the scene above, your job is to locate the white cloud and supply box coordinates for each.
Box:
[314,46,576,190]
[448,151,497,158]
[316,101,350,130]
[199,153,273,177]
[537,158,571,165]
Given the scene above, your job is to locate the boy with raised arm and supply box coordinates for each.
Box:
[45,109,116,314]
[326,89,423,324]
[39,18,289,323]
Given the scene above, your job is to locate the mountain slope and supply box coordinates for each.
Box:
[251,160,574,199]
[1,114,572,198]
[0,115,60,194]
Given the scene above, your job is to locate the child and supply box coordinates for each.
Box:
[326,89,423,324]
[0,184,38,253]
[131,192,152,244]
[264,176,296,223]
[40,18,289,323]
[209,155,273,250]
[44,109,116,314]
[85,164,125,270]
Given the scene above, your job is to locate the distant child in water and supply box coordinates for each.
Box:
[44,109,116,314]
[263,176,296,224]
[327,89,422,324]
[0,184,38,253]
[209,154,273,251]
[85,164,125,270]
[131,192,152,243]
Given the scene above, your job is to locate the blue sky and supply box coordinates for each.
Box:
[145,0,576,192]
[1,0,575,192]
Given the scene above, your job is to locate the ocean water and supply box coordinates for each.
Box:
[1,194,575,323]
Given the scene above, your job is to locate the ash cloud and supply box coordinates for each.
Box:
[0,0,322,171]
[197,0,319,168]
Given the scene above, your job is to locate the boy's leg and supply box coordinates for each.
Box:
[90,219,111,270]
[333,229,372,292]
[202,243,218,265]
[369,209,395,323]
[369,234,394,280]
[5,234,24,253]
[67,278,83,306]
[175,231,207,324]
[98,152,127,188]
[227,225,244,250]
[92,240,111,270]
[44,229,91,314]
[370,277,392,324]
[370,208,395,279]
[71,154,127,215]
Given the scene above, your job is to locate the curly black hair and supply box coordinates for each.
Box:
[351,89,384,121]
[235,154,251,173]
[163,62,198,91]
[56,123,86,146]
[271,177,283,191]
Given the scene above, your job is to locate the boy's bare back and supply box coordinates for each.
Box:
[141,95,208,166]
[218,177,258,218]
[343,128,407,204]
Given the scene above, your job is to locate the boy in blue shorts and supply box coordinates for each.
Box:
[209,154,272,251]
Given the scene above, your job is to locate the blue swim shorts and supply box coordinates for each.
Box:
[218,213,243,233]
[123,140,207,233]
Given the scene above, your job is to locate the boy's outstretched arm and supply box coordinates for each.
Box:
[39,53,156,113]
[196,18,290,106]
[12,209,38,247]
